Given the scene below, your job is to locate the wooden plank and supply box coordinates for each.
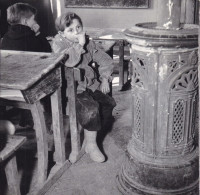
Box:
[0,50,68,90]
[65,67,80,163]
[30,102,48,188]
[0,98,32,110]
[0,135,26,162]
[51,88,66,164]
[28,160,71,195]
[4,156,21,195]
[22,68,62,104]
[0,50,51,56]
[28,148,86,195]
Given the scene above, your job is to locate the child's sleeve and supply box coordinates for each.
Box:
[90,41,114,81]
[64,44,85,67]
[52,35,85,67]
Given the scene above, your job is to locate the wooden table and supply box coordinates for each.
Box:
[85,27,129,89]
[0,50,74,194]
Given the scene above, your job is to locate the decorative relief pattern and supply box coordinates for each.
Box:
[168,60,186,73]
[189,50,198,65]
[171,69,198,91]
[132,66,143,88]
[134,97,142,141]
[161,51,198,77]
[136,57,146,70]
[131,53,149,88]
[172,99,185,145]
[191,94,198,139]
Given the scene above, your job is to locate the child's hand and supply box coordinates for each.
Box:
[100,78,110,94]
[77,32,86,46]
[31,23,40,35]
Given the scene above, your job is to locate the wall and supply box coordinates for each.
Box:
[61,0,157,29]
[0,0,157,37]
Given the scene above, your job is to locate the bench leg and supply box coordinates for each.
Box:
[31,101,48,188]
[51,88,66,164]
[5,156,21,195]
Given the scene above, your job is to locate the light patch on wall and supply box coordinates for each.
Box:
[50,0,53,13]
[50,0,61,18]
[57,0,61,17]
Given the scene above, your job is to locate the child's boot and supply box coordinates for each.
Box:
[84,129,105,163]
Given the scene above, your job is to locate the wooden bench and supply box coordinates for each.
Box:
[0,135,26,195]
[0,50,82,195]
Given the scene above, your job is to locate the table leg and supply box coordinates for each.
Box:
[31,101,48,188]
[51,88,66,164]
[118,40,124,90]
[5,156,21,195]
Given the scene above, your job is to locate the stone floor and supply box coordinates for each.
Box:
[44,85,132,195]
[0,77,133,195]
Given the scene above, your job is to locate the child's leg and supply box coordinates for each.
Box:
[76,91,101,132]
[70,90,105,163]
[92,90,116,129]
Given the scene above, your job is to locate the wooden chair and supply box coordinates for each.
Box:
[64,67,83,163]
[0,135,26,195]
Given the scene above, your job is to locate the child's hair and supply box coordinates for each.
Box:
[7,3,37,25]
[55,12,83,32]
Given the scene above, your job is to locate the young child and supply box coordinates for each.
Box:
[1,3,51,52]
[52,12,116,163]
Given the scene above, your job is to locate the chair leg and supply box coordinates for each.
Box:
[66,68,80,163]
[30,101,48,188]
[5,156,21,195]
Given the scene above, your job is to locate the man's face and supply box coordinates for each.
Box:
[63,19,83,42]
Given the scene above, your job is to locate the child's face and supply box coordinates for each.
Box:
[63,19,83,42]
